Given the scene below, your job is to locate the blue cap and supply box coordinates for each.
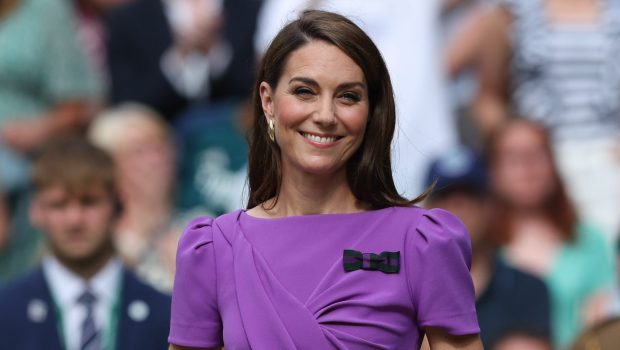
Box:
[424,146,487,198]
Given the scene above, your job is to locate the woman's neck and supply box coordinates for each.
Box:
[511,205,548,223]
[264,167,366,218]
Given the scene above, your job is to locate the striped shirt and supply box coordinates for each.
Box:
[504,0,620,140]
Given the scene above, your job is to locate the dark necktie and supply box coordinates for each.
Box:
[77,289,101,350]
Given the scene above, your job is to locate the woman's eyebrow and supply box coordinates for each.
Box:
[338,82,366,90]
[289,77,366,90]
[289,76,318,86]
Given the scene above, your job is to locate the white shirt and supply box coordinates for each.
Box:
[42,255,122,350]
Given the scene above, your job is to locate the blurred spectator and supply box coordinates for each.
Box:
[441,0,494,149]
[425,146,551,350]
[577,236,620,350]
[0,188,43,283]
[473,0,620,242]
[73,0,131,84]
[486,119,616,348]
[0,0,103,181]
[89,103,181,292]
[0,0,104,281]
[174,100,250,216]
[570,316,620,350]
[105,0,262,120]
[492,336,554,350]
[255,0,457,197]
[0,137,170,350]
[442,0,494,81]
[0,195,7,251]
[606,237,620,317]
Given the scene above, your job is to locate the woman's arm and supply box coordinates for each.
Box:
[425,327,483,350]
[471,5,512,136]
[0,100,98,153]
[443,5,496,78]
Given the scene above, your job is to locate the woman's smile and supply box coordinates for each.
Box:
[299,131,343,147]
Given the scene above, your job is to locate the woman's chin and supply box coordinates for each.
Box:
[299,163,346,178]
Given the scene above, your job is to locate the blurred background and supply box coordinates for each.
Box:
[1,0,620,349]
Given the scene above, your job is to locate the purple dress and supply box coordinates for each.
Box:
[168,206,479,349]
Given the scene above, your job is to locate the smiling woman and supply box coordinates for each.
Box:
[168,10,482,350]
[247,10,408,212]
[259,40,369,183]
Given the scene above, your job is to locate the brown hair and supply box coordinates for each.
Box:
[32,137,117,198]
[247,10,427,209]
[485,119,577,244]
[0,0,19,20]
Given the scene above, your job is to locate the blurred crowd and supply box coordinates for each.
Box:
[0,0,620,349]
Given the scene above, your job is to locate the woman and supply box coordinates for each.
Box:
[486,119,615,348]
[89,103,180,292]
[472,0,620,242]
[168,10,482,349]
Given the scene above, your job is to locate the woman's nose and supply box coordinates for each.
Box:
[312,97,337,126]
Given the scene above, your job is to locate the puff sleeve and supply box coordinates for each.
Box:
[406,208,480,335]
[168,217,223,348]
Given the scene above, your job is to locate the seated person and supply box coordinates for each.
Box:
[105,0,262,120]
[570,316,620,350]
[0,137,170,350]
[424,146,552,350]
[89,103,182,292]
[0,0,104,282]
[173,100,250,216]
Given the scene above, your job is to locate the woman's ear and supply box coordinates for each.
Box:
[259,81,274,120]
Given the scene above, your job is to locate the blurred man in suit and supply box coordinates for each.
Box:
[106,0,262,120]
[0,137,170,350]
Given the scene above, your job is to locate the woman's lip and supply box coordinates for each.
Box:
[299,131,342,138]
[299,131,343,147]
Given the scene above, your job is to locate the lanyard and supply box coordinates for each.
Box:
[52,278,123,350]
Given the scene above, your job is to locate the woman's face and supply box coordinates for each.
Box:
[116,118,175,199]
[490,124,556,209]
[260,40,369,178]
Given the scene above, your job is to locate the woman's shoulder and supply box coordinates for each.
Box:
[175,210,243,264]
[395,206,471,257]
[391,206,467,234]
[177,216,217,252]
[180,209,244,239]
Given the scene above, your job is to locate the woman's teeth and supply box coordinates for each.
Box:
[302,133,338,144]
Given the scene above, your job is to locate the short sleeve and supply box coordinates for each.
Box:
[168,216,224,348]
[406,208,480,335]
[580,224,616,294]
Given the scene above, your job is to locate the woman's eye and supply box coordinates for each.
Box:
[293,87,314,96]
[341,92,361,102]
